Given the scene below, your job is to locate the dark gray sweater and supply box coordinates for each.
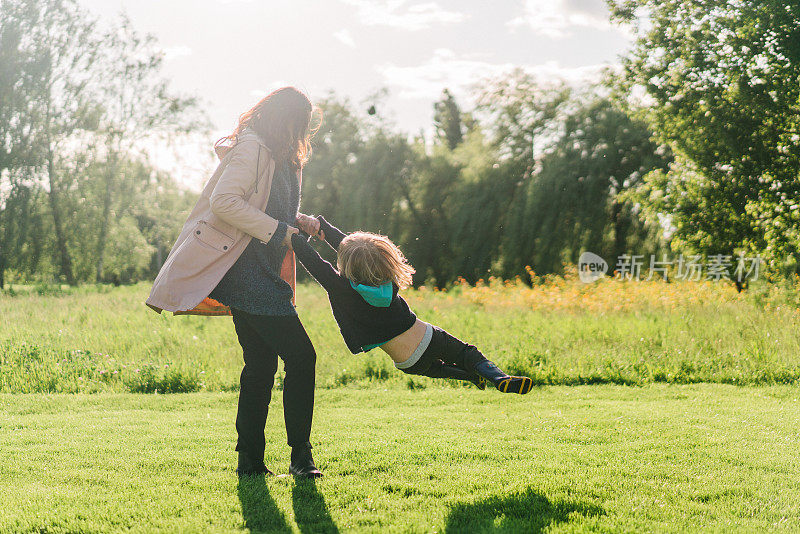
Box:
[209,160,300,316]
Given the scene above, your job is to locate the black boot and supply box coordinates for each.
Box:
[290,442,323,478]
[237,451,273,477]
[474,360,533,395]
[428,361,486,390]
[468,373,487,390]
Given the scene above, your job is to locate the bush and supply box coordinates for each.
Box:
[123,364,202,393]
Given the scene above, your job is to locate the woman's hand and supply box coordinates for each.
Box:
[296,213,321,237]
[283,226,300,249]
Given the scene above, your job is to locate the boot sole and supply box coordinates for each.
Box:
[496,376,533,394]
[290,468,324,479]
[237,468,274,478]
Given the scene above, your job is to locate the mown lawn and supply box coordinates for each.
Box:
[2,279,800,393]
[1,385,799,533]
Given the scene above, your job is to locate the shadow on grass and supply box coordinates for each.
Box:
[237,474,292,534]
[444,487,604,533]
[292,478,339,533]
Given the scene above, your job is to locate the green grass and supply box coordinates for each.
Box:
[2,386,799,532]
[1,282,800,393]
[2,283,799,531]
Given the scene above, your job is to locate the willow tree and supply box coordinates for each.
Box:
[0,0,203,285]
[1,0,104,285]
[500,96,671,277]
[90,16,202,282]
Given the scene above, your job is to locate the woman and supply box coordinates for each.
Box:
[146,87,323,478]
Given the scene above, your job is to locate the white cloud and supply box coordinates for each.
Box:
[333,29,356,48]
[162,45,192,61]
[340,0,468,31]
[507,0,616,38]
[377,48,609,99]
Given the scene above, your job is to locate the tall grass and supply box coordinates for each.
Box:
[1,275,799,393]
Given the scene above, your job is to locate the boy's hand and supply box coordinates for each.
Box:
[283,226,300,250]
[296,213,321,237]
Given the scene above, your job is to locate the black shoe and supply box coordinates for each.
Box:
[237,451,274,477]
[474,360,533,395]
[290,443,323,478]
[468,373,487,390]
[495,376,533,394]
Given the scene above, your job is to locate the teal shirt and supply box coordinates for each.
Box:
[350,280,393,351]
[361,341,386,352]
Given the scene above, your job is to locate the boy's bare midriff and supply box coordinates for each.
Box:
[379,319,428,364]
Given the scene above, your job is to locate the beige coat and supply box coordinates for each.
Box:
[146,131,298,314]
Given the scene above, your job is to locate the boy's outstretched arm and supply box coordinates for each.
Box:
[291,232,345,292]
[317,215,347,251]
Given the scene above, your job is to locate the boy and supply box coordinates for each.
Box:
[290,216,533,394]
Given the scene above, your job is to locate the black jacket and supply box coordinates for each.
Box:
[291,216,416,353]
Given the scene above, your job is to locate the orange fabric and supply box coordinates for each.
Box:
[281,249,297,306]
[174,297,231,316]
[175,170,301,317]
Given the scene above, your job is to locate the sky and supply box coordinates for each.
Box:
[78,0,633,187]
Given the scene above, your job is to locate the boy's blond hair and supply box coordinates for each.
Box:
[337,232,415,289]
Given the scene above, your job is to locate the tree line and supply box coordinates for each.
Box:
[0,0,202,287]
[301,82,670,285]
[1,0,798,288]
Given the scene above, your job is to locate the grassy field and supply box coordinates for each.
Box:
[2,280,800,532]
[2,278,800,393]
[2,386,799,533]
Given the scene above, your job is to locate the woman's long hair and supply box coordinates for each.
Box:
[216,86,321,170]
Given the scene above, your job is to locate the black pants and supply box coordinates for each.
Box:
[231,309,316,462]
[401,326,488,381]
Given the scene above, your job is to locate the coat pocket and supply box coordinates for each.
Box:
[192,221,234,252]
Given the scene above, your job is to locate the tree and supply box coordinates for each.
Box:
[301,95,366,228]
[392,142,462,285]
[433,89,464,150]
[609,0,800,276]
[0,0,108,284]
[90,16,203,282]
[303,94,461,285]
[0,0,50,287]
[475,69,572,166]
[132,162,197,279]
[0,0,204,286]
[15,0,104,285]
[294,82,671,286]
[501,96,671,276]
